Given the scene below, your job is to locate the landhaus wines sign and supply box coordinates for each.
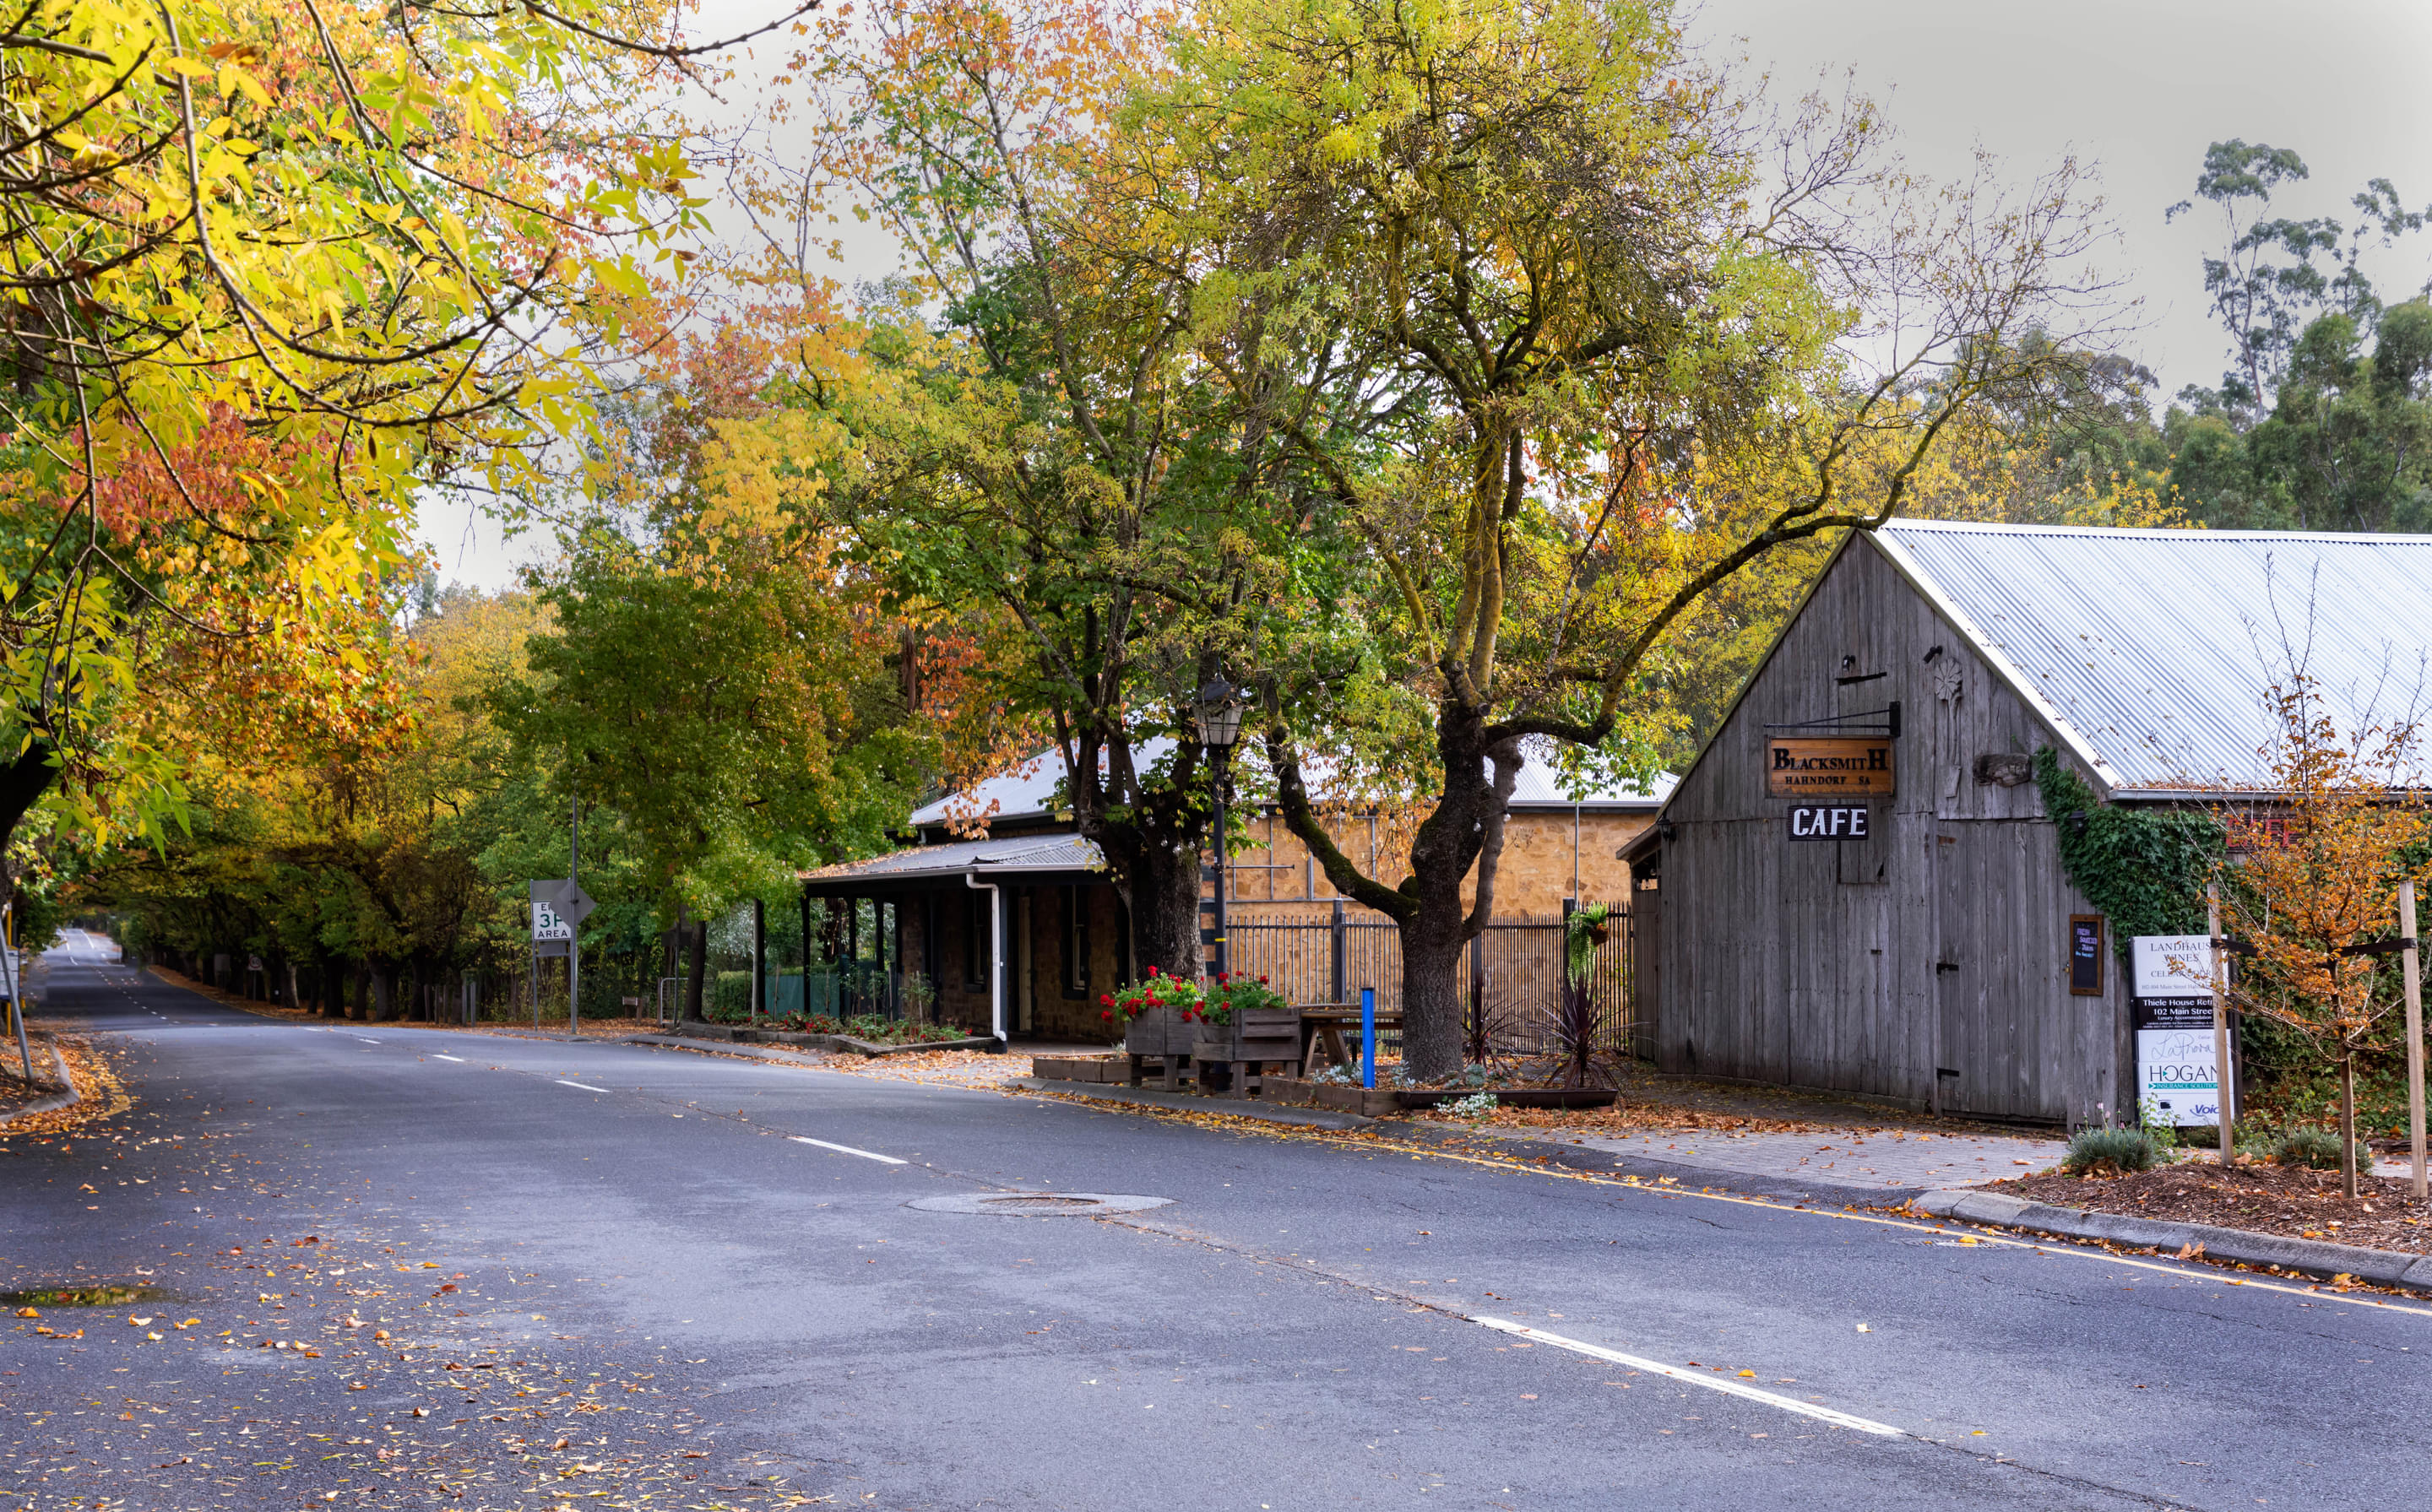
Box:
[1766,737,1896,798]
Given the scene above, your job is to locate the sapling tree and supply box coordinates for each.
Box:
[2212,656,2428,1196]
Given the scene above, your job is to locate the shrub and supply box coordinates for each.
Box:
[2060,1126,2162,1177]
[1445,1092,1499,1121]
[2270,1126,2364,1171]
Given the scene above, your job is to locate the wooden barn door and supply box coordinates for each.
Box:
[1933,829,2041,1119]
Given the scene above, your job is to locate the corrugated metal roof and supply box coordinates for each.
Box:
[909,737,1674,830]
[1874,519,2432,793]
[803,833,1104,887]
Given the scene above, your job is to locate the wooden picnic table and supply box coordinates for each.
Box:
[1298,1003,1403,1072]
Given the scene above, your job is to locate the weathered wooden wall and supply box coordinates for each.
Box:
[1649,537,2126,1124]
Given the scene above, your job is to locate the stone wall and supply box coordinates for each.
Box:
[1212,807,1651,918]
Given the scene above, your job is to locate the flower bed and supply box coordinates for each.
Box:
[1987,1157,2432,1253]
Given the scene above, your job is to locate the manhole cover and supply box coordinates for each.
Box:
[905,1192,1172,1216]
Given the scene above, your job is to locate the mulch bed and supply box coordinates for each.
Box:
[1986,1159,2432,1255]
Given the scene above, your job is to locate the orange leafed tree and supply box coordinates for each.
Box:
[2213,663,2428,1195]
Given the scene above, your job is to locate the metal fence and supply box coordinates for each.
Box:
[1224,903,1634,1058]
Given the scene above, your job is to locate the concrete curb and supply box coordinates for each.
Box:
[620,1033,843,1067]
[1012,1078,1381,1130]
[1003,1077,1926,1206]
[1386,1119,1929,1208]
[1909,1188,2432,1290]
[649,1022,1002,1057]
[0,1038,79,1127]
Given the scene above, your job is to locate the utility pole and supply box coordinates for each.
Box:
[2208,882,2234,1165]
[2402,880,2424,1200]
[568,796,582,1039]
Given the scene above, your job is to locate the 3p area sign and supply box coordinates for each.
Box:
[529,879,596,957]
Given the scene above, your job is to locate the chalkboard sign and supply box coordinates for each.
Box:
[2068,914,2104,996]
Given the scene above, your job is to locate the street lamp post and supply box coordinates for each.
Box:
[1196,675,1244,982]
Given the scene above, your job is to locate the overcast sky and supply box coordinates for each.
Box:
[419,0,2432,589]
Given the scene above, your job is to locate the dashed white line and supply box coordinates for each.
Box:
[1467,1317,1903,1437]
[432,1054,466,1063]
[353,1037,381,1044]
[788,1135,907,1165]
[555,1079,610,1093]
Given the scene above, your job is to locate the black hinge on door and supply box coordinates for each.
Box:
[1936,1067,1960,1080]
[1935,961,1960,974]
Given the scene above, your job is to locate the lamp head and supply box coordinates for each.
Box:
[1196,674,1243,751]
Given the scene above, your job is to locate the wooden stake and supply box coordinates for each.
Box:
[2209,882,2234,1165]
[2403,879,2425,1201]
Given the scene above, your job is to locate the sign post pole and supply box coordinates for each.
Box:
[4,903,30,1083]
[2208,883,2234,1166]
[1360,987,1376,1091]
[568,797,581,1041]
[2402,880,2424,1200]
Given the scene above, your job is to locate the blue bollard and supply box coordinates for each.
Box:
[1360,986,1376,1090]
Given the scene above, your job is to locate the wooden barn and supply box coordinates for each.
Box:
[1623,519,2432,1126]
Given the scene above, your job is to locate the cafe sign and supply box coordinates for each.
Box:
[1766,736,1896,799]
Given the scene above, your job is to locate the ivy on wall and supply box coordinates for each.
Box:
[2033,747,2223,957]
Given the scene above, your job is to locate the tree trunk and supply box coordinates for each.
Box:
[1398,915,1465,1082]
[1392,718,1517,1082]
[0,741,55,882]
[2341,1050,2359,1199]
[683,921,708,1022]
[1128,832,1202,984]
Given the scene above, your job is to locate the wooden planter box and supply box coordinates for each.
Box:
[1032,1054,1130,1084]
[1258,1077,1403,1118]
[1121,1006,1196,1058]
[1191,1007,1304,1066]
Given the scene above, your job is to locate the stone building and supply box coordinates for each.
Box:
[802,743,1670,1044]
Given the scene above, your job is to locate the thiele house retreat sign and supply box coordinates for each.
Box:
[1767,736,1896,799]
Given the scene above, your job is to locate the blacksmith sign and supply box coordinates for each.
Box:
[1786,805,1870,841]
[1766,736,1896,798]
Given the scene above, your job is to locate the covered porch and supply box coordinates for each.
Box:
[801,834,1132,1045]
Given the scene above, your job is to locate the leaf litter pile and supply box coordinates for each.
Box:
[1991,1159,2432,1254]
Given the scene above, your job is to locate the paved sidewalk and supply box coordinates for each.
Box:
[1471,1123,2066,1190]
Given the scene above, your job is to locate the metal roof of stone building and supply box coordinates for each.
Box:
[1873,519,2432,794]
[909,737,1675,831]
[801,833,1104,890]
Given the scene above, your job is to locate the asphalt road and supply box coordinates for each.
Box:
[4,934,2425,1510]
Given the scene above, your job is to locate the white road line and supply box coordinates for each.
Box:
[1468,1317,1903,1437]
[354,1037,381,1044]
[788,1135,907,1165]
[556,1079,610,1093]
[432,1054,466,1063]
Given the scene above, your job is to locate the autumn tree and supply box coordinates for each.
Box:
[0,0,798,869]
[1120,0,2120,1076]
[2213,661,2428,1196]
[753,0,1329,977]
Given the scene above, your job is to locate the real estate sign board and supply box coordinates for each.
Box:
[2131,935,2228,1126]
